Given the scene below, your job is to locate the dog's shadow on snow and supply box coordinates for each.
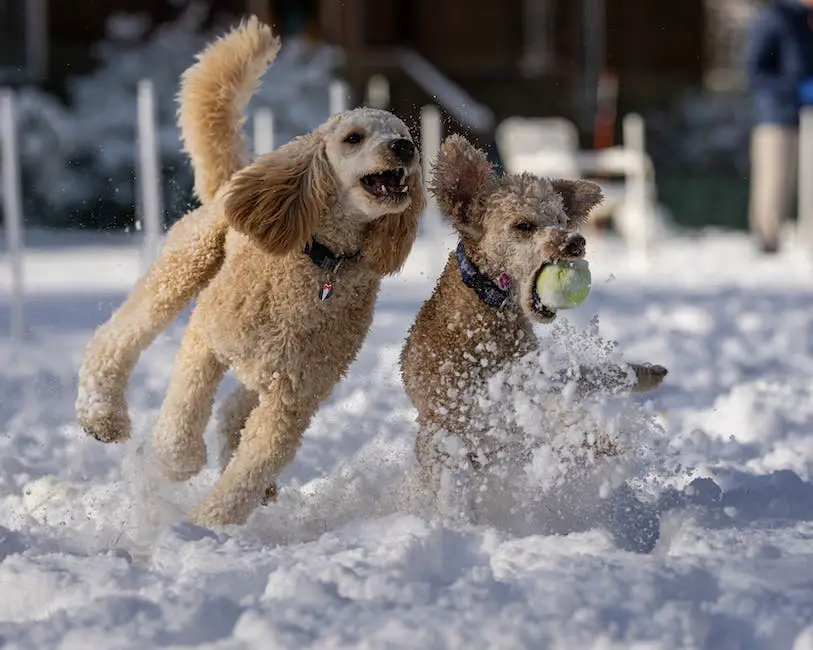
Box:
[455,467,813,555]
[656,468,813,530]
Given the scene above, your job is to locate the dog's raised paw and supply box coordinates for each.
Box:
[77,410,132,444]
[632,363,668,392]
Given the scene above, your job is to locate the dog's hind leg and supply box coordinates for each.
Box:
[214,383,278,503]
[411,422,468,517]
[191,377,314,526]
[76,207,227,444]
[153,321,227,483]
[216,383,258,470]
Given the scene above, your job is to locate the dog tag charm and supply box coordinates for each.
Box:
[497,272,511,291]
[320,283,334,301]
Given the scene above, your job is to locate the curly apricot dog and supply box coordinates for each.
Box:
[76,18,425,526]
[401,135,667,502]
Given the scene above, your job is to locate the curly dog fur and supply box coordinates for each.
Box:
[400,135,667,500]
[76,17,280,444]
[76,18,425,526]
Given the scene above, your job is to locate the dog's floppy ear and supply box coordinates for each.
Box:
[550,178,603,228]
[224,133,335,255]
[428,134,494,238]
[362,169,426,275]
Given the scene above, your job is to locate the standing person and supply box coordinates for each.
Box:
[745,0,813,254]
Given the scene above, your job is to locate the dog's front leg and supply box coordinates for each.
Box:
[552,362,668,397]
[628,362,669,392]
[190,377,312,527]
[77,207,227,443]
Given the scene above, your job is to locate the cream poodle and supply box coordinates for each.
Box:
[76,18,425,526]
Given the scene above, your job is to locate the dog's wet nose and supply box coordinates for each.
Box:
[563,233,586,258]
[389,138,416,163]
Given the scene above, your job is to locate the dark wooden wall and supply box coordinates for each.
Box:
[49,0,189,44]
[42,0,707,139]
[412,1,521,73]
[605,0,706,112]
[345,0,706,145]
[606,0,705,80]
[45,0,244,86]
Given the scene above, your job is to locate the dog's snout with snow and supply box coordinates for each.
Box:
[561,232,586,259]
[544,229,587,264]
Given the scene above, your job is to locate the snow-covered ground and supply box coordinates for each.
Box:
[1,226,813,649]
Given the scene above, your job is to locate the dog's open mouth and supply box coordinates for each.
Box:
[360,168,409,199]
[531,262,557,320]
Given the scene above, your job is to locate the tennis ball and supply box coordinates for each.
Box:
[535,259,591,310]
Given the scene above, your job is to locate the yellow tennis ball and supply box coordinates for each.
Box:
[535,259,592,310]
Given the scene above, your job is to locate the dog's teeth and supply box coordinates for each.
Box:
[399,185,408,193]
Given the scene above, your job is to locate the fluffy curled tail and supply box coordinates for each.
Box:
[76,18,280,444]
[177,15,280,202]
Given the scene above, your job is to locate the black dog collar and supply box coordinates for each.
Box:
[456,240,511,310]
[304,239,362,302]
[304,240,361,274]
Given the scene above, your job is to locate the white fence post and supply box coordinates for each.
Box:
[622,112,650,262]
[420,104,443,235]
[136,78,163,270]
[253,106,274,156]
[366,74,390,109]
[798,106,813,253]
[0,88,25,343]
[329,79,349,116]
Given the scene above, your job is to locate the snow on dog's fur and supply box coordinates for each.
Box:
[400,135,667,546]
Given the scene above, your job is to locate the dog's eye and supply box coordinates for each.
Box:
[513,222,536,233]
[344,132,364,145]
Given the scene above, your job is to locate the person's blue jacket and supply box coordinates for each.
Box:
[746,0,813,125]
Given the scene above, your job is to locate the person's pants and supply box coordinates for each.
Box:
[748,123,798,248]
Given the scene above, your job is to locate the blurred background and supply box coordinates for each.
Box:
[0,0,794,236]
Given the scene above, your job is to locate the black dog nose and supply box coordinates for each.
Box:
[389,138,415,163]
[563,234,586,258]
